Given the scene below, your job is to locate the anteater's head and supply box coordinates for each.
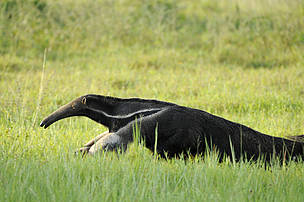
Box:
[40,95,89,129]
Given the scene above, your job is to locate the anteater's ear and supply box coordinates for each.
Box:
[81,97,86,105]
[80,94,115,115]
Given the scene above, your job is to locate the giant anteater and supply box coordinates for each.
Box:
[40,94,304,162]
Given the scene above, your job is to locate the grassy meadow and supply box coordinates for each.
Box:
[1,0,304,201]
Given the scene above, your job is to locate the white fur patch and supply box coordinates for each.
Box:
[84,131,110,147]
[88,133,121,154]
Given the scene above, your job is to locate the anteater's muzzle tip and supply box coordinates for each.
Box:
[40,120,49,129]
[39,121,44,127]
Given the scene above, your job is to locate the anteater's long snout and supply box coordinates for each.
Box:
[40,96,87,129]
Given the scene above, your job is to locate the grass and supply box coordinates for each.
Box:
[1,0,304,201]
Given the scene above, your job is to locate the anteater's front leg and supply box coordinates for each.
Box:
[76,131,112,156]
[87,132,122,155]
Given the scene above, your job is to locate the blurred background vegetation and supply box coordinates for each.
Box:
[1,0,303,68]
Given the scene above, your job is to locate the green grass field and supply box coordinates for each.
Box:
[1,0,304,201]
